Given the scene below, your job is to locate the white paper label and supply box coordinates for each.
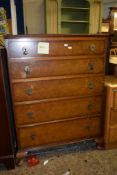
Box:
[37,42,49,54]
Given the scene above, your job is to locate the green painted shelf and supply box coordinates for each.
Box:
[60,0,90,34]
[61,20,89,23]
[61,7,90,10]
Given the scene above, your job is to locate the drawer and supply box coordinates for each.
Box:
[18,116,101,149]
[13,76,104,102]
[7,39,105,58]
[9,58,104,79]
[110,109,117,125]
[15,96,103,125]
[109,127,117,143]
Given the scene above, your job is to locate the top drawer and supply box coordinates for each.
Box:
[7,39,106,58]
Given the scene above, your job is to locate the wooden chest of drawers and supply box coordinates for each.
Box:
[5,35,108,151]
[104,76,117,149]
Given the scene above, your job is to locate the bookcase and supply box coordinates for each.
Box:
[45,0,102,34]
[60,0,90,34]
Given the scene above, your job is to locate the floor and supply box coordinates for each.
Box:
[0,148,117,175]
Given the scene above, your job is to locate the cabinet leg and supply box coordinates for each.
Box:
[0,158,15,170]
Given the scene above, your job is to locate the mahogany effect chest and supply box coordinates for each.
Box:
[5,34,108,152]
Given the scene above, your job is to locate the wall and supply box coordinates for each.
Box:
[103,0,117,19]
[23,0,117,34]
[23,0,45,34]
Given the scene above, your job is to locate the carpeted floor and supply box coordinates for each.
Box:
[0,148,117,175]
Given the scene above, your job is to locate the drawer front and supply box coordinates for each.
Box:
[109,127,117,143]
[15,96,103,125]
[9,58,104,79]
[18,116,101,149]
[13,76,104,102]
[110,109,117,125]
[8,39,105,58]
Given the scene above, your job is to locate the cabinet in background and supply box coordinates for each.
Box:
[45,0,102,34]
[104,76,117,149]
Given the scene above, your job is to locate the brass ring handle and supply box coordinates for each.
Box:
[30,133,36,140]
[24,65,31,75]
[89,44,96,52]
[22,47,29,55]
[88,63,94,71]
[27,112,34,118]
[88,82,95,89]
[25,88,33,96]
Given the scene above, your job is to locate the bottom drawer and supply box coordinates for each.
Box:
[18,116,101,149]
[109,127,117,143]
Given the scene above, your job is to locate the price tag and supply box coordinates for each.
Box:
[37,42,49,54]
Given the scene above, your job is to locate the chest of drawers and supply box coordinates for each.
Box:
[5,34,108,152]
[104,76,117,149]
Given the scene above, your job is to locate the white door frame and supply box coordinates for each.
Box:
[10,0,17,34]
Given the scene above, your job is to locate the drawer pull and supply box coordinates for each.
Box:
[88,63,94,71]
[22,47,29,55]
[24,65,31,75]
[25,88,33,96]
[89,44,96,52]
[27,112,34,118]
[88,82,95,89]
[30,133,36,140]
[88,104,94,110]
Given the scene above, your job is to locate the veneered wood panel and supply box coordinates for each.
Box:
[8,39,106,58]
[9,58,104,79]
[18,116,101,149]
[15,96,102,125]
[12,76,104,102]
